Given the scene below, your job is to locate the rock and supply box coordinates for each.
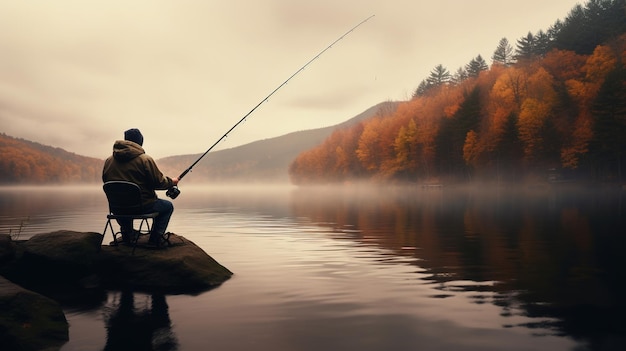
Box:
[0,231,233,350]
[1,231,233,295]
[0,234,16,264]
[96,234,233,294]
[1,231,103,289]
[0,276,68,351]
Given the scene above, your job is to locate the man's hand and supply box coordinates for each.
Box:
[171,177,179,186]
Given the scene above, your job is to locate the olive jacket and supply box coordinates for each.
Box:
[102,140,174,208]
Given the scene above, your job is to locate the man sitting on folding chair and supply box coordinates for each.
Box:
[102,128,179,246]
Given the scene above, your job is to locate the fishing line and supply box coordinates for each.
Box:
[167,14,375,199]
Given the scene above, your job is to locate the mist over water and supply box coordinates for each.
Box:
[1,183,624,350]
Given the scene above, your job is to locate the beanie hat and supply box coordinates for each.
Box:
[124,128,144,146]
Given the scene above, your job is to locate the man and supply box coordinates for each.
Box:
[102,128,179,245]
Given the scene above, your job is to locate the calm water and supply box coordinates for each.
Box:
[1,184,625,351]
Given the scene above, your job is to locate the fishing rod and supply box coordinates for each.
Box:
[166,14,375,199]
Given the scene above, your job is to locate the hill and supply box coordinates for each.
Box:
[289,1,626,185]
[0,102,397,185]
[157,101,398,183]
[0,133,102,184]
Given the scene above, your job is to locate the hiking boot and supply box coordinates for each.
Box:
[121,229,141,241]
[110,234,132,246]
[148,233,167,248]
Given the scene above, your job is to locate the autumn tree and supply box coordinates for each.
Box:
[462,130,480,170]
[516,68,560,167]
[394,118,419,179]
[490,67,528,111]
[335,124,366,179]
[356,118,384,172]
[540,49,587,82]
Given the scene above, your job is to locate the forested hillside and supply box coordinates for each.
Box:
[289,0,626,185]
[0,133,102,184]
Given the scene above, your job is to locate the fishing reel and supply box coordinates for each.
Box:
[166,186,181,199]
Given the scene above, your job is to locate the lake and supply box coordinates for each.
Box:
[1,184,625,351]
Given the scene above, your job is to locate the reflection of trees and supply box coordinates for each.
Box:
[291,186,626,347]
[103,290,178,351]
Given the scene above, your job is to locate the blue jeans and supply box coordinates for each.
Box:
[144,198,174,237]
[118,198,174,240]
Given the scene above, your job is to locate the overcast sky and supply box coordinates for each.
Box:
[0,0,582,159]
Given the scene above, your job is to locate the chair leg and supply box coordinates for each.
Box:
[129,219,140,255]
[101,219,116,250]
[100,220,108,250]
[104,217,162,254]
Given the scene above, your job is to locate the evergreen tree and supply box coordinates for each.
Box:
[552,0,626,55]
[466,55,488,77]
[495,112,524,180]
[492,38,514,66]
[427,64,451,86]
[413,79,430,98]
[589,66,626,180]
[555,4,587,53]
[534,30,551,57]
[451,66,469,85]
[435,87,482,179]
[546,19,563,43]
[515,32,536,62]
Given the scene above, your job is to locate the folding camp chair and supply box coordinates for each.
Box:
[102,181,160,254]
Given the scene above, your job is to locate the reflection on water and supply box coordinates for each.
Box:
[103,291,177,351]
[290,185,626,348]
[0,184,625,350]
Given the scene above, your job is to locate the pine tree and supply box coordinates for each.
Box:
[426,64,451,86]
[413,79,430,98]
[552,0,626,55]
[589,67,626,180]
[435,87,482,178]
[534,30,551,57]
[451,66,469,85]
[492,38,514,66]
[466,55,488,77]
[515,32,536,62]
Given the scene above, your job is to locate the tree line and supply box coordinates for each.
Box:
[0,133,102,184]
[289,0,626,185]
